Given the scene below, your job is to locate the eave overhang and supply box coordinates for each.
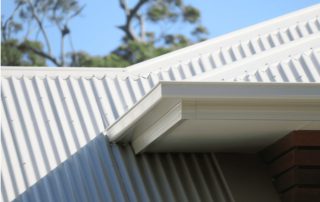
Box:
[105,81,320,153]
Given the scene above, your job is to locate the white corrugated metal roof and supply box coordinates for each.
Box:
[190,33,320,82]
[2,4,320,202]
[9,135,233,202]
[4,5,320,81]
[126,4,320,74]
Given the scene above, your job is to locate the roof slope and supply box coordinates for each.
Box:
[5,4,320,80]
[126,4,320,74]
[2,4,320,202]
[10,135,232,202]
[190,33,320,82]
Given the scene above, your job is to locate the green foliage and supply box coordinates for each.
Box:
[114,41,170,64]
[20,40,47,65]
[70,52,130,67]
[146,1,201,25]
[2,0,208,67]
[18,0,83,23]
[147,1,179,22]
[71,41,172,67]
[1,40,22,66]
[191,25,208,41]
[182,6,200,23]
[1,40,46,66]
[164,34,190,47]
[101,0,208,67]
[70,0,208,68]
[2,20,22,40]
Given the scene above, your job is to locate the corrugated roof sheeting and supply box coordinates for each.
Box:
[1,73,232,202]
[0,75,145,202]
[148,15,320,76]
[4,7,320,81]
[189,32,320,82]
[127,5,320,73]
[231,48,320,82]
[11,135,232,202]
[2,5,320,202]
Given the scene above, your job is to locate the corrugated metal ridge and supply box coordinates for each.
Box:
[11,135,234,202]
[2,5,320,81]
[1,67,128,79]
[234,48,320,82]
[189,33,320,82]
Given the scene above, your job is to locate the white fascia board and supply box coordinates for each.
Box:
[160,81,320,101]
[188,33,320,82]
[181,101,320,121]
[105,82,163,141]
[106,81,320,146]
[132,103,185,153]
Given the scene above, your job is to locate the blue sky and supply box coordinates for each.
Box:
[2,0,319,58]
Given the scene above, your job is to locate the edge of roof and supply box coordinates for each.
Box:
[105,81,320,143]
[1,67,127,78]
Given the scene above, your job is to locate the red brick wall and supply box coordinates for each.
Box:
[261,131,320,202]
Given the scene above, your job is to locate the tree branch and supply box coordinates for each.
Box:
[137,13,145,41]
[119,0,130,16]
[118,0,148,41]
[60,25,70,66]
[60,34,65,66]
[24,20,32,39]
[1,2,23,41]
[19,43,61,66]
[26,0,52,55]
[128,0,148,22]
[65,5,86,23]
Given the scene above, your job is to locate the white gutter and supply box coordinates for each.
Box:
[105,81,320,153]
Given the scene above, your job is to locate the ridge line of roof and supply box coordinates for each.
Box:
[126,4,320,73]
[2,4,319,76]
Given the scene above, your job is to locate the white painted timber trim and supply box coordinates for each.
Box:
[160,81,320,100]
[106,82,163,141]
[181,101,320,121]
[106,81,320,147]
[132,103,184,153]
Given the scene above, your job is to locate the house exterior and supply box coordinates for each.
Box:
[1,4,320,202]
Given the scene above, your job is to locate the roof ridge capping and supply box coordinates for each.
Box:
[1,67,128,79]
[2,4,319,78]
[127,4,320,73]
